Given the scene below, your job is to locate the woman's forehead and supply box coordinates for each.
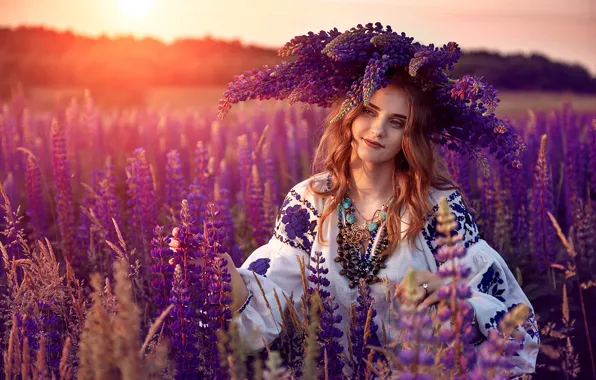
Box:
[369,85,410,116]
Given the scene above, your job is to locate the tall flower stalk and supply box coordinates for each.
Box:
[530,134,556,272]
[51,118,76,264]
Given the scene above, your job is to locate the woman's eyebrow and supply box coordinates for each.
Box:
[368,102,407,119]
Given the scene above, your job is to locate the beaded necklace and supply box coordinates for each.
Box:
[335,189,395,288]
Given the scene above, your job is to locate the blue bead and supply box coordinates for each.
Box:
[367,222,378,232]
[346,213,355,224]
[342,198,352,208]
[382,211,387,221]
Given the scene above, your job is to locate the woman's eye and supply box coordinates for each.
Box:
[391,120,404,128]
[363,108,375,115]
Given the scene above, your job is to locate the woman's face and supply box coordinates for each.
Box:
[350,84,410,165]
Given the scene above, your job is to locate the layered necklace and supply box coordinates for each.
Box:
[335,188,395,288]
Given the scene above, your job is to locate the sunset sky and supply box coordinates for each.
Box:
[2,0,595,75]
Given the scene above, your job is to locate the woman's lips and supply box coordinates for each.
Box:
[363,138,384,149]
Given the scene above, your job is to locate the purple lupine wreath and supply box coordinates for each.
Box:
[217,22,526,174]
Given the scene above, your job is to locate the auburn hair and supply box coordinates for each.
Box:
[307,67,472,255]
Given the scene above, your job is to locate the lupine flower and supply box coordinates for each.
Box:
[169,263,198,379]
[24,153,47,236]
[151,226,174,321]
[307,250,344,377]
[187,141,211,235]
[247,164,270,246]
[95,176,121,248]
[165,149,186,217]
[589,119,596,199]
[51,118,76,264]
[237,134,254,211]
[125,148,157,253]
[529,134,556,271]
[563,137,580,231]
[393,269,438,376]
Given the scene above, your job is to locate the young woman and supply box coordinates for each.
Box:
[177,23,539,376]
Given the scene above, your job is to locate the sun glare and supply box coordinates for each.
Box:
[117,0,156,19]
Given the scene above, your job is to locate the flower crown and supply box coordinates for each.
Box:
[217,22,525,173]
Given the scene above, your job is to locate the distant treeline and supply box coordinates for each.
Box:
[1,26,595,102]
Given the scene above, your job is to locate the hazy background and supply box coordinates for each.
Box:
[1,0,595,111]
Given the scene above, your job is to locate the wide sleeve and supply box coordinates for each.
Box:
[420,189,540,377]
[232,179,320,351]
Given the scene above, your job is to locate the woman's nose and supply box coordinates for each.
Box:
[371,119,385,137]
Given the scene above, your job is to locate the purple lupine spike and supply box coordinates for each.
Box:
[51,118,76,265]
[529,135,556,271]
[165,149,186,216]
[237,134,254,211]
[434,243,479,372]
[75,176,98,254]
[442,146,472,197]
[590,119,596,200]
[151,226,174,320]
[214,172,245,266]
[126,148,157,253]
[168,199,203,378]
[1,109,19,175]
[24,154,47,236]
[509,167,529,259]
[307,251,344,378]
[262,144,280,228]
[169,263,198,379]
[95,177,121,248]
[479,169,496,245]
[201,204,233,329]
[350,279,380,379]
[247,164,270,246]
[210,121,224,166]
[187,141,210,235]
[563,137,580,232]
[193,204,233,378]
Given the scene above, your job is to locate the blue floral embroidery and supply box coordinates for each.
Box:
[274,187,319,253]
[247,258,271,277]
[282,205,313,240]
[477,263,506,302]
[421,190,479,267]
[484,303,539,356]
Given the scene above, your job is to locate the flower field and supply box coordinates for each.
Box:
[0,89,595,379]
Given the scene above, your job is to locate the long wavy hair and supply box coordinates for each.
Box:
[307,67,472,254]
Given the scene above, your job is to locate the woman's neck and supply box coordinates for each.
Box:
[348,159,396,205]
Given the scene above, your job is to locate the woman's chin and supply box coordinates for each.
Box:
[357,153,391,165]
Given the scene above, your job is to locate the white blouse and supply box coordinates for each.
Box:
[233,172,539,377]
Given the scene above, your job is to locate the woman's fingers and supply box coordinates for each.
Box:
[416,290,440,311]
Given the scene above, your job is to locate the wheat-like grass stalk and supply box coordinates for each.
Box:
[140,304,174,355]
[547,211,596,378]
[112,259,142,379]
[58,337,72,380]
[299,290,320,380]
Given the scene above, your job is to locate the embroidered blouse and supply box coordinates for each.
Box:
[233,172,539,377]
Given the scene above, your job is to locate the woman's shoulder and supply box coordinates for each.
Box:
[290,171,332,194]
[427,185,462,208]
[280,171,331,218]
[422,185,480,253]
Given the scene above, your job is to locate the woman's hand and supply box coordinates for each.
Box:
[394,269,445,311]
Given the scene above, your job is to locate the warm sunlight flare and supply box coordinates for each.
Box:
[117,0,156,19]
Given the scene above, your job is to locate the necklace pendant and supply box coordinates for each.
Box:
[367,221,378,232]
